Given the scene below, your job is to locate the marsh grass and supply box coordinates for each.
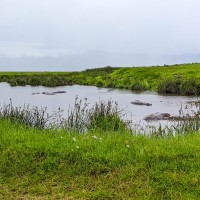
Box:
[52,97,129,133]
[87,99,127,132]
[169,102,200,134]
[141,101,200,137]
[0,98,129,133]
[2,97,200,136]
[158,78,200,95]
[1,63,200,95]
[0,99,59,129]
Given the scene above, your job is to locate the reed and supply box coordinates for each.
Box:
[62,97,128,133]
[0,98,129,133]
[170,102,200,134]
[143,101,200,137]
[0,99,58,129]
[2,97,200,136]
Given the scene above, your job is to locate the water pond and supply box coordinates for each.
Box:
[0,82,197,130]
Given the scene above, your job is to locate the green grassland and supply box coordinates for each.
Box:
[1,119,200,199]
[1,63,200,94]
[1,70,200,199]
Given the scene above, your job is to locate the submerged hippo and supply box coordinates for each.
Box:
[131,100,152,106]
[41,91,66,95]
[32,92,40,95]
[53,90,66,94]
[144,112,171,121]
[42,92,56,95]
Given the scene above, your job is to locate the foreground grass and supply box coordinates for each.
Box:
[1,120,200,199]
[1,63,200,94]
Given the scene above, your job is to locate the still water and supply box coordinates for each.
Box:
[0,82,197,127]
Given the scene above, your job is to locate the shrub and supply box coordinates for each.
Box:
[130,81,146,91]
[96,80,103,87]
[29,77,41,86]
[0,75,9,82]
[41,76,66,87]
[180,79,200,95]
[158,78,182,94]
[8,79,18,86]
[158,78,200,95]
[15,77,27,86]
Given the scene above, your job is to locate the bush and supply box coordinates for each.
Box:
[158,78,200,95]
[15,77,27,86]
[130,81,146,91]
[8,79,18,86]
[158,78,182,94]
[180,79,200,95]
[29,77,41,86]
[41,76,66,87]
[0,75,9,82]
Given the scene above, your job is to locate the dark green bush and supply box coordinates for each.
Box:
[41,76,66,87]
[96,80,103,87]
[158,78,200,95]
[0,75,9,82]
[15,77,27,86]
[8,78,18,86]
[130,81,146,91]
[158,78,182,94]
[29,77,41,86]
[105,81,115,88]
[180,79,200,95]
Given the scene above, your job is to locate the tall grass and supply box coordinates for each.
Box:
[2,97,200,136]
[169,102,200,134]
[0,99,58,129]
[0,98,129,133]
[60,97,129,133]
[140,101,200,137]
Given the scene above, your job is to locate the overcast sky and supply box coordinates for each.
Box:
[0,0,200,59]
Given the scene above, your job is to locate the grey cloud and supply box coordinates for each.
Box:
[0,0,200,66]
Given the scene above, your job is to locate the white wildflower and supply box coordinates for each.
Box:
[126,145,130,148]
[92,135,98,139]
[72,137,76,142]
[61,136,63,139]
[76,146,79,149]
